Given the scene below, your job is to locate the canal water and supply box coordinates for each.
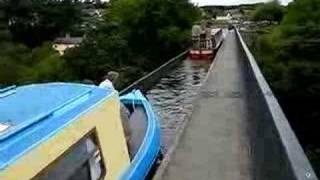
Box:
[146,59,211,153]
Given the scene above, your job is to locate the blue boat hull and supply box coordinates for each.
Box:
[119,90,161,180]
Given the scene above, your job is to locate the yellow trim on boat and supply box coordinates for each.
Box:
[0,94,130,180]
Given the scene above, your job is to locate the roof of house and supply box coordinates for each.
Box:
[53,37,83,45]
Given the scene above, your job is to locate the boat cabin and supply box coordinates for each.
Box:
[0,83,133,180]
[189,25,223,60]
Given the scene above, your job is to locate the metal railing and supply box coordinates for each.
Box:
[120,51,188,95]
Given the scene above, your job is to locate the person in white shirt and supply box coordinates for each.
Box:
[98,79,114,89]
[98,71,119,89]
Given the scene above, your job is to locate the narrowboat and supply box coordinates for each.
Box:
[0,83,161,180]
[189,26,223,60]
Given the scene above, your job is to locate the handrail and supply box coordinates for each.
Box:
[236,28,318,180]
[120,50,188,95]
[0,86,16,93]
[0,86,17,98]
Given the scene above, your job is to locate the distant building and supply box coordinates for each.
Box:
[53,34,83,55]
[216,13,232,21]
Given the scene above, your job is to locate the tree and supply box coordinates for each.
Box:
[0,0,82,86]
[0,1,28,85]
[64,22,131,84]
[109,0,200,64]
[252,0,284,22]
[0,42,74,85]
[65,0,200,88]
[0,2,73,85]
[4,0,83,47]
[253,0,320,175]
[21,44,74,83]
[0,0,10,42]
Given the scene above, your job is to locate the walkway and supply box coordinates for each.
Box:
[159,30,253,180]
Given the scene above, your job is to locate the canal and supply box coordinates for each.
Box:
[146,59,211,153]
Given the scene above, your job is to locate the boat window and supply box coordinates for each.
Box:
[33,131,106,180]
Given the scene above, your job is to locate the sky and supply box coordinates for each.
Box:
[190,0,293,6]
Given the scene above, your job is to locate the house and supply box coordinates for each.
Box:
[216,13,232,21]
[53,34,83,55]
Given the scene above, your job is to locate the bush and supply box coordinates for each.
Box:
[252,0,320,175]
[251,0,284,22]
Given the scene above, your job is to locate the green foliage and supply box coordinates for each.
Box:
[109,0,199,58]
[4,0,83,47]
[250,0,320,174]
[251,0,284,22]
[0,1,10,41]
[0,42,73,85]
[65,0,200,89]
[0,3,73,85]
[203,8,223,19]
[21,44,74,83]
[306,145,320,175]
[0,0,200,88]
[64,22,131,84]
[254,0,320,100]
[0,44,26,85]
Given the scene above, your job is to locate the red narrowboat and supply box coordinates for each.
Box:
[189,26,223,60]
